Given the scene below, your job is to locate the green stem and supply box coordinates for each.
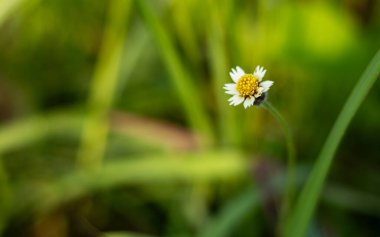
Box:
[284,49,380,237]
[77,0,132,169]
[207,0,240,146]
[262,101,296,234]
[136,0,214,144]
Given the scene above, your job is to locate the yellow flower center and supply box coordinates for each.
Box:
[236,74,259,97]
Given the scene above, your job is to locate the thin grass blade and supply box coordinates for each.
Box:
[77,0,133,169]
[284,49,380,237]
[198,187,260,237]
[136,0,214,143]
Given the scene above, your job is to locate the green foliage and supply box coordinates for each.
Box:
[284,49,380,237]
[0,0,379,236]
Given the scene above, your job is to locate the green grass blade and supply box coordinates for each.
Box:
[116,26,149,98]
[284,49,380,237]
[0,111,193,155]
[198,187,260,237]
[77,0,133,169]
[0,112,83,154]
[0,0,31,229]
[0,111,82,234]
[171,0,201,67]
[207,0,240,146]
[136,0,214,143]
[14,151,247,216]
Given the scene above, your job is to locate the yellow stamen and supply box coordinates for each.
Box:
[236,74,259,97]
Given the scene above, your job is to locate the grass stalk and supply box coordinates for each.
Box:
[0,112,83,154]
[171,0,201,68]
[284,49,380,237]
[77,0,133,169]
[207,0,240,146]
[15,151,248,216]
[116,26,149,98]
[198,187,260,237]
[136,0,214,144]
[0,110,195,156]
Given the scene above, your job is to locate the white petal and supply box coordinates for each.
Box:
[253,66,260,76]
[228,94,239,102]
[225,83,238,95]
[225,89,238,95]
[233,97,244,106]
[260,80,273,92]
[253,65,266,81]
[235,66,245,78]
[229,71,239,82]
[236,66,245,74]
[223,83,236,90]
[228,95,244,106]
[243,97,255,108]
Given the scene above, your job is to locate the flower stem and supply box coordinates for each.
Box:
[262,101,296,234]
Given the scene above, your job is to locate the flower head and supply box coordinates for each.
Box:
[224,65,273,108]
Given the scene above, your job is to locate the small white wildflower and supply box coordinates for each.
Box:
[224,65,274,108]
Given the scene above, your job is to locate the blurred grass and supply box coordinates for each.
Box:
[0,0,25,25]
[262,101,296,234]
[284,49,380,237]
[103,232,156,237]
[0,0,379,236]
[170,0,201,69]
[323,184,380,217]
[0,0,34,232]
[0,112,83,154]
[137,0,214,144]
[77,0,133,169]
[207,0,241,147]
[0,159,9,234]
[13,151,248,216]
[198,187,259,237]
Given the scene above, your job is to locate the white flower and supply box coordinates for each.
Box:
[224,65,274,108]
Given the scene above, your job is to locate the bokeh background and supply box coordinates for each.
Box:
[0,0,379,236]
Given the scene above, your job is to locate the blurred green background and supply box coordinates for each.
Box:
[0,0,379,236]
